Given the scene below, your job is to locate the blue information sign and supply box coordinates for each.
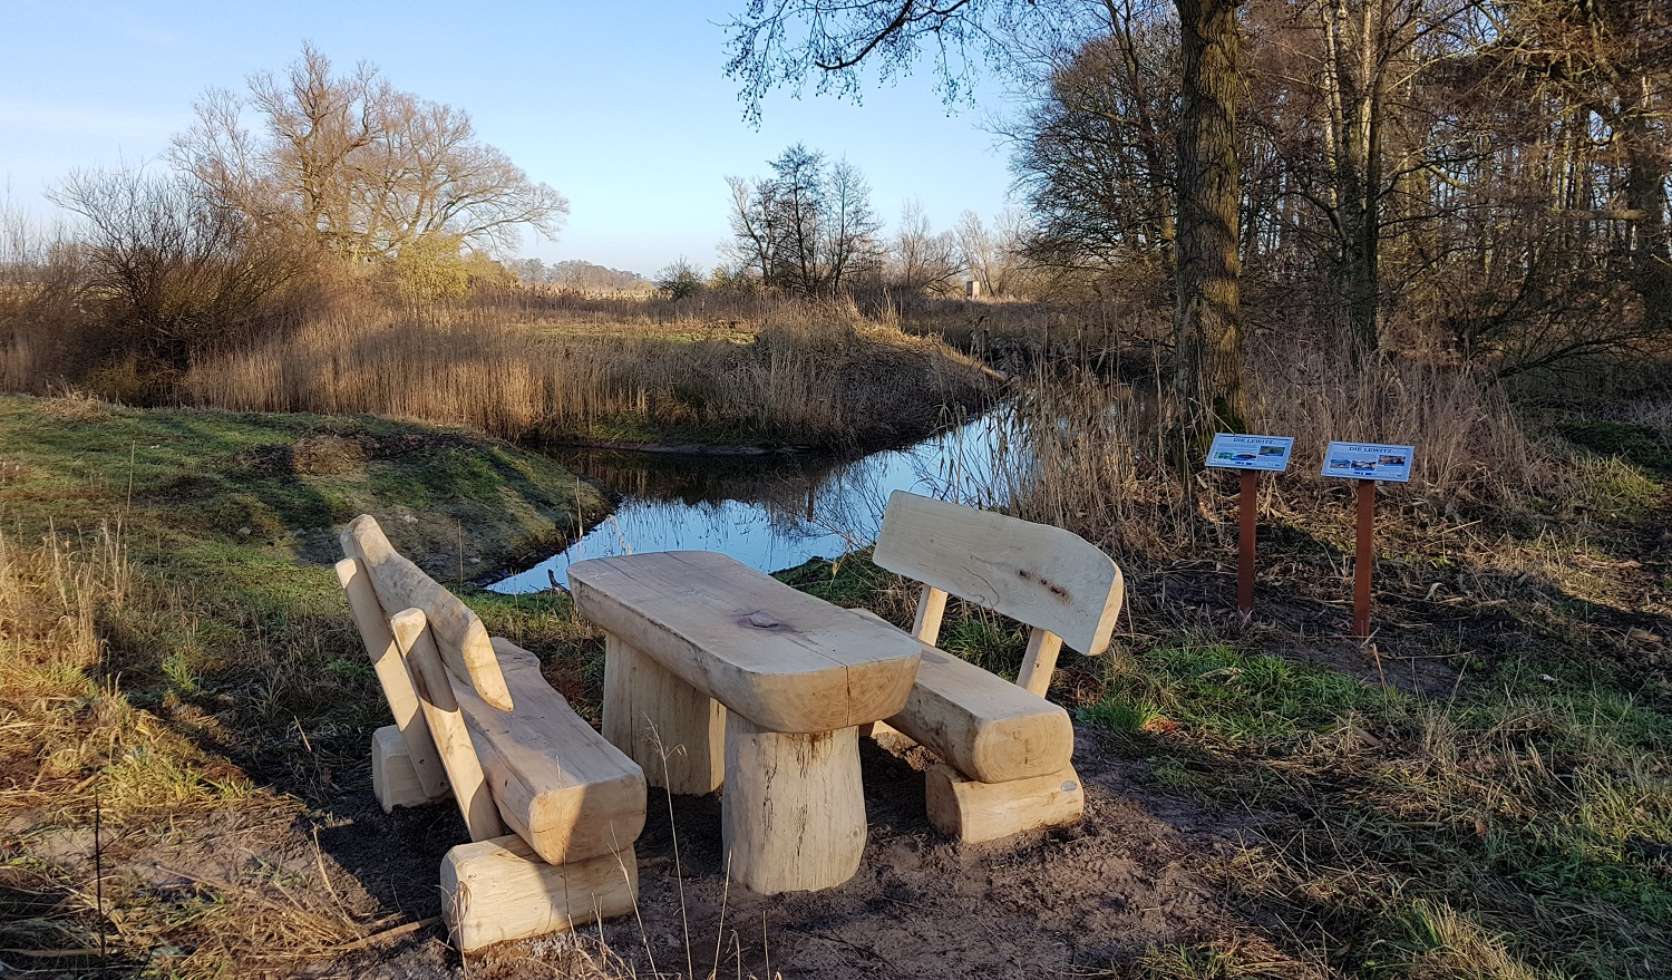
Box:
[1320,441,1415,483]
[1205,433,1295,473]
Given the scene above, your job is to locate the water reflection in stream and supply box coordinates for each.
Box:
[489,409,1017,593]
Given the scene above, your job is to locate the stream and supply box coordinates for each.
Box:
[488,409,1016,593]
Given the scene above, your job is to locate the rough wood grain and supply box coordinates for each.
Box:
[389,608,505,842]
[721,712,866,895]
[912,584,948,644]
[886,647,1073,782]
[1015,627,1064,697]
[454,638,646,864]
[439,836,637,953]
[569,551,919,732]
[873,491,1125,655]
[602,634,725,796]
[924,763,1085,843]
[370,725,451,811]
[336,557,449,799]
[345,515,511,711]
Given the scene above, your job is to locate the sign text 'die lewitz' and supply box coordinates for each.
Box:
[1204,434,1295,473]
[1319,441,1415,483]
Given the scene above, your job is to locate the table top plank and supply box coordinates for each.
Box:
[569,552,922,732]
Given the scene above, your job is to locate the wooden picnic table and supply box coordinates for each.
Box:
[568,550,923,894]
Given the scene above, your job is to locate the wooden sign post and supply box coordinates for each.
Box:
[1205,434,1295,617]
[1353,479,1375,637]
[1237,470,1258,614]
[1321,442,1416,640]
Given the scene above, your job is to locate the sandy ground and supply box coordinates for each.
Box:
[306,726,1262,979]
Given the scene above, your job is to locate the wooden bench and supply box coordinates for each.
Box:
[568,550,922,895]
[335,515,646,952]
[867,491,1125,842]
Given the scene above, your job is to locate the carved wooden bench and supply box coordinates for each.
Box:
[335,515,646,952]
[865,491,1125,842]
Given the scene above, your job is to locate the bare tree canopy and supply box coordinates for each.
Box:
[726,144,883,295]
[172,43,567,260]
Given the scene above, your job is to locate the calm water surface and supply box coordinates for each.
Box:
[489,411,1016,593]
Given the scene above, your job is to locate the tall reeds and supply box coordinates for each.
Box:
[182,297,994,449]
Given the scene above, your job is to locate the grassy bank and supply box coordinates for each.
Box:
[0,394,610,975]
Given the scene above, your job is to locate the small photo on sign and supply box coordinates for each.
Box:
[1205,433,1295,473]
[1320,441,1416,483]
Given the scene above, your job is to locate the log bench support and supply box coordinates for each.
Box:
[602,634,725,796]
[371,725,451,812]
[924,763,1085,844]
[440,835,638,954]
[722,715,866,894]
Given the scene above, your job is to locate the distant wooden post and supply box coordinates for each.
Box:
[1353,479,1376,639]
[1236,470,1258,616]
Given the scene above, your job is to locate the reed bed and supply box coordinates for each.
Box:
[182,299,994,449]
[981,341,1546,563]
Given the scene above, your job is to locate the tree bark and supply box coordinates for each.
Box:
[1622,116,1672,332]
[1172,0,1247,433]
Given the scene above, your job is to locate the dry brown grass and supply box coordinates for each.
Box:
[981,340,1545,570]
[181,296,995,449]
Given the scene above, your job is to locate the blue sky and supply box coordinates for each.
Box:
[1,1,1021,273]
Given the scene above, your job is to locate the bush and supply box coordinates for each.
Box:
[655,259,705,301]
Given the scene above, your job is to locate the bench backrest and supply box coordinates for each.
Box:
[873,491,1124,696]
[341,514,511,712]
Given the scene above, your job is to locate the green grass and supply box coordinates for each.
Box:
[1068,642,1672,978]
[0,393,602,789]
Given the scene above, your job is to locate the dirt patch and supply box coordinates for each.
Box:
[317,728,1265,978]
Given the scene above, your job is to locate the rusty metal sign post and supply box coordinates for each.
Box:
[1205,434,1295,617]
[1321,441,1416,639]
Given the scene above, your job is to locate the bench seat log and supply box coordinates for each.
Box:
[453,638,647,865]
[722,713,866,895]
[925,763,1085,843]
[602,634,725,796]
[371,725,452,811]
[336,556,450,799]
[886,646,1074,782]
[848,607,1073,782]
[440,835,638,954]
[345,515,512,711]
[569,551,920,733]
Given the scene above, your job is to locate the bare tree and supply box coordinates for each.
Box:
[956,209,1030,297]
[726,145,882,295]
[825,158,883,290]
[172,43,567,261]
[725,175,779,283]
[1009,0,1178,276]
[51,167,302,366]
[891,199,961,293]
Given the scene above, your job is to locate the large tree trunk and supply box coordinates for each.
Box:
[1622,116,1672,332]
[1172,0,1247,432]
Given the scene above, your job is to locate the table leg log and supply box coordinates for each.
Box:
[440,835,638,953]
[721,714,865,894]
[924,763,1084,844]
[602,634,725,795]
